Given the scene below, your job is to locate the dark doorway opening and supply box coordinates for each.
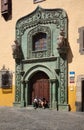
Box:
[82,80,84,111]
[28,71,49,105]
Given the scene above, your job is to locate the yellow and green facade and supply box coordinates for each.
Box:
[0,0,84,111]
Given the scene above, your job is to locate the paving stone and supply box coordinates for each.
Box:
[0,107,84,130]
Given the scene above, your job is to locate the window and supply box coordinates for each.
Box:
[1,0,12,20]
[32,32,47,51]
[28,25,51,58]
[78,27,84,54]
[0,66,13,88]
[1,0,8,14]
[2,71,10,87]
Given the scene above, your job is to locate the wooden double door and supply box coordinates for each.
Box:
[29,71,49,105]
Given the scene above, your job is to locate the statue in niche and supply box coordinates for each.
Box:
[57,31,68,54]
[57,31,66,48]
[12,40,22,61]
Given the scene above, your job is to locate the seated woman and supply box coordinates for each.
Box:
[41,98,48,109]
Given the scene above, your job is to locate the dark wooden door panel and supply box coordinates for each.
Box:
[30,71,49,104]
[43,79,49,101]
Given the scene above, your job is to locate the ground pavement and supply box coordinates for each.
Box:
[0,106,84,130]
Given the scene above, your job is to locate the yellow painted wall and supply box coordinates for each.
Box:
[68,85,76,111]
[0,86,15,106]
[0,0,84,110]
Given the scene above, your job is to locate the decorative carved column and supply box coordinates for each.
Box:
[13,64,22,107]
[25,80,29,107]
[56,31,69,111]
[49,81,52,108]
[50,79,57,109]
[52,82,57,108]
[20,80,25,107]
[58,55,69,111]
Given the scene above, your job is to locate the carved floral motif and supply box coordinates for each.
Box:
[16,6,67,36]
[60,57,67,104]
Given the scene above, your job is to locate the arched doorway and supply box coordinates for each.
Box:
[28,71,49,105]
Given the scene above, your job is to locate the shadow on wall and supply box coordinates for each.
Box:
[75,101,82,112]
[68,44,73,63]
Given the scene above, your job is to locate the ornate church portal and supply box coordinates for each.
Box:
[13,6,69,111]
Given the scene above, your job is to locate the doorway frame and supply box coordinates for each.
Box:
[22,64,57,109]
[76,75,84,111]
[27,71,50,106]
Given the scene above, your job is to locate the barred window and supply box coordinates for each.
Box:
[0,66,13,88]
[32,32,47,51]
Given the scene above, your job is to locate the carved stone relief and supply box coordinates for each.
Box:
[16,6,67,37]
[14,6,68,109]
[60,57,67,104]
[15,64,21,102]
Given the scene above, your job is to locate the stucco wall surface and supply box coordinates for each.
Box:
[0,0,84,110]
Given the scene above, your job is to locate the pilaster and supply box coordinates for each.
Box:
[20,80,25,107]
[50,79,57,109]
